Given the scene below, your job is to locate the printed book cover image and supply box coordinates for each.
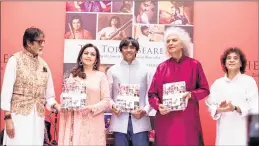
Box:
[162,81,188,111]
[116,84,140,112]
[60,77,87,111]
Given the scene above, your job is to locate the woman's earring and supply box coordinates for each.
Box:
[79,61,83,66]
[93,63,97,69]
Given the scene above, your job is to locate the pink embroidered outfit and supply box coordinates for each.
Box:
[58,71,110,145]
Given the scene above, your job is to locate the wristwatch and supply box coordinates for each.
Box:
[4,114,12,120]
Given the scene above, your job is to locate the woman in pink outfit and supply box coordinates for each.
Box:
[58,43,110,145]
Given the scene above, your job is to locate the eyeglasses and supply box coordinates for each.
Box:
[33,39,45,45]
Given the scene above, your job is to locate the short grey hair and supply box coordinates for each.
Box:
[164,27,193,57]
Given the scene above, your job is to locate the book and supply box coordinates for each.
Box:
[162,81,188,111]
[60,77,87,111]
[115,84,140,112]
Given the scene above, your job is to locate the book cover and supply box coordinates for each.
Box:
[60,77,87,111]
[162,81,188,111]
[115,84,140,112]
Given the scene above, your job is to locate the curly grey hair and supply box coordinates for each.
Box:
[164,27,193,57]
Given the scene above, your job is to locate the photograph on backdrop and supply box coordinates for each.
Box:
[112,0,133,13]
[65,13,97,40]
[104,113,112,133]
[134,1,158,24]
[134,24,165,42]
[66,1,111,12]
[97,14,133,40]
[159,1,194,25]
[66,1,85,12]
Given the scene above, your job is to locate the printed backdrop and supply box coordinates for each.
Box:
[63,0,194,76]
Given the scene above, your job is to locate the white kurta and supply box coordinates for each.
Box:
[1,56,57,145]
[206,72,258,146]
[137,34,149,42]
[99,27,117,38]
[107,60,152,134]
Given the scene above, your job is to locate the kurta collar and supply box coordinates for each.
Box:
[170,55,187,63]
[23,49,38,58]
[121,59,138,65]
[224,72,242,82]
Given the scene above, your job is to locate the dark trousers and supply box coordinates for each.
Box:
[114,116,149,146]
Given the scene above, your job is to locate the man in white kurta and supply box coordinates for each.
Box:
[206,72,258,145]
[1,27,59,145]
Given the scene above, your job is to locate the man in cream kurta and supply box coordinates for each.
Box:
[206,72,258,145]
[1,27,60,145]
[107,37,152,146]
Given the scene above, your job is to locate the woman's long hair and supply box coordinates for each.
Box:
[71,43,101,79]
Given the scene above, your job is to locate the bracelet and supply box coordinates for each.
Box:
[4,114,12,120]
[51,103,56,109]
